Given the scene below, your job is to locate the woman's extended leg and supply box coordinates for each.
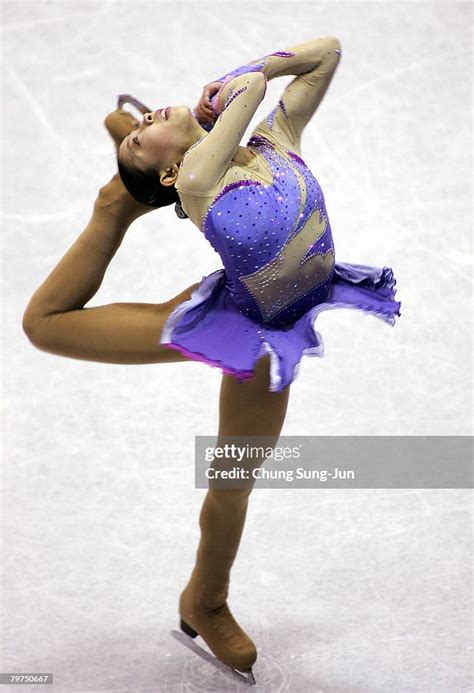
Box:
[179,354,291,673]
[22,172,201,365]
[23,107,201,365]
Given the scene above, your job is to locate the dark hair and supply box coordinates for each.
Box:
[117,156,188,219]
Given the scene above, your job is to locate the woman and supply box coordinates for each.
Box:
[23,35,401,684]
[117,36,401,393]
[21,102,286,687]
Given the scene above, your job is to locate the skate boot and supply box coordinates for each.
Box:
[179,574,257,678]
[104,94,152,152]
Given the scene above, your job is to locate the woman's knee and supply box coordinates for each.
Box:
[22,309,47,347]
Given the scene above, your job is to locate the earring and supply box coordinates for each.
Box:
[175,201,188,219]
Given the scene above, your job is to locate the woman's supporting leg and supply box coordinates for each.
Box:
[179,354,291,672]
[22,173,201,365]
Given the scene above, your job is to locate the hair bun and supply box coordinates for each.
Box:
[174,201,188,219]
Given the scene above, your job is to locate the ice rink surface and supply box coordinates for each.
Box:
[1,1,472,691]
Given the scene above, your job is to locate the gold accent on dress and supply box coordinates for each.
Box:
[240,208,334,323]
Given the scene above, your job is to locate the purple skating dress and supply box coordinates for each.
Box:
[161,39,401,391]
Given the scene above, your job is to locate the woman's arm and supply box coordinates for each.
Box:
[212,36,341,84]
[252,37,342,152]
[199,36,341,153]
[178,72,267,195]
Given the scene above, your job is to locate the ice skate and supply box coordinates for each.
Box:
[171,623,256,685]
[178,580,257,679]
[116,93,151,115]
[104,94,152,152]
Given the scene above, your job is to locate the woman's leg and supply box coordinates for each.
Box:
[22,171,202,365]
[180,354,291,672]
[23,107,202,365]
[23,174,199,364]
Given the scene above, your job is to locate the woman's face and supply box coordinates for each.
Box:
[119,105,196,181]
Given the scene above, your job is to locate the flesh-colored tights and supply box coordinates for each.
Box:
[23,118,291,667]
[22,174,290,641]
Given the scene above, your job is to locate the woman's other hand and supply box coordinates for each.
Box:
[193,81,223,124]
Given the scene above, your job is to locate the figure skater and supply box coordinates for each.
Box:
[23,35,401,685]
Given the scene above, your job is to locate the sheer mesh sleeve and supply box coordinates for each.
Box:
[198,37,342,155]
[177,72,267,196]
[251,37,341,154]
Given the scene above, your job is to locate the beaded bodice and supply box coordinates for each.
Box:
[201,135,335,327]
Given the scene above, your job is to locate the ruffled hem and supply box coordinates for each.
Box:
[160,269,261,384]
[326,262,402,326]
[160,341,255,381]
[159,262,401,392]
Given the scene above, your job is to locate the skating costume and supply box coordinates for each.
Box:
[162,38,401,391]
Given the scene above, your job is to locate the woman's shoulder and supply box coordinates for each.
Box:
[176,158,272,232]
[175,166,224,201]
[175,170,223,233]
[176,154,265,199]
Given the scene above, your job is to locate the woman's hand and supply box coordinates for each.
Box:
[193,81,224,124]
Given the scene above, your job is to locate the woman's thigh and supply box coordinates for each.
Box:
[27,280,203,365]
[208,355,291,494]
[218,354,291,439]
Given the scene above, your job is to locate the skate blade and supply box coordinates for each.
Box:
[117,94,151,116]
[171,629,256,686]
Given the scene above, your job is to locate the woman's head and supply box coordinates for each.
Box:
[117,106,206,211]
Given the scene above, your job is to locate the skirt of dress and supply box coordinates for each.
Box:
[160,262,402,392]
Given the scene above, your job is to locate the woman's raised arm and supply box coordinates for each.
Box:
[195,36,342,154]
[177,71,267,196]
